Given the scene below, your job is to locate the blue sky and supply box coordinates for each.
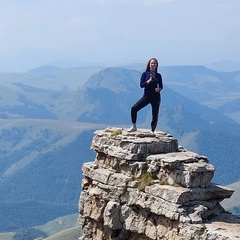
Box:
[0,0,239,72]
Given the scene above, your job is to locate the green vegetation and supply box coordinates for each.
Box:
[196,129,240,184]
[43,226,81,240]
[0,214,80,240]
[0,129,95,231]
[0,232,15,240]
[13,228,47,240]
[1,66,240,233]
[137,172,153,191]
[104,128,122,136]
[35,213,78,236]
[222,180,240,215]
[196,224,207,236]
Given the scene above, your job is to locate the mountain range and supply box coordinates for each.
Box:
[0,64,239,231]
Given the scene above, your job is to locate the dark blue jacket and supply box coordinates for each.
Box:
[140,71,163,99]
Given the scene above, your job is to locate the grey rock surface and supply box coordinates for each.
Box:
[79,128,239,239]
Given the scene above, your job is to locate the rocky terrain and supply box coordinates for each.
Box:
[78,127,240,239]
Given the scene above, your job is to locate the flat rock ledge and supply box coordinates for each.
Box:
[78,128,239,240]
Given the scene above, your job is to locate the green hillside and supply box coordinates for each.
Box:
[0,232,15,240]
[1,65,240,231]
[222,181,240,215]
[42,226,81,240]
[0,214,81,240]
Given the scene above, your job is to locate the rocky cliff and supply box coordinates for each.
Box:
[78,128,240,240]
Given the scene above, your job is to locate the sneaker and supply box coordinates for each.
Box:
[127,126,137,132]
[149,130,155,136]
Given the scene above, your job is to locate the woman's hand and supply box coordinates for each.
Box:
[147,76,153,84]
[155,88,161,92]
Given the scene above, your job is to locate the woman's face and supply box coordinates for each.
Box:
[150,59,157,70]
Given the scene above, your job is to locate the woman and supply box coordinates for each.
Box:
[128,58,163,134]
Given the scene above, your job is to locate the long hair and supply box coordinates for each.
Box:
[145,58,158,72]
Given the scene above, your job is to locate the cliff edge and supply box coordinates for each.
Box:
[78,128,240,240]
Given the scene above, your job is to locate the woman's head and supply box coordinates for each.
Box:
[146,58,158,72]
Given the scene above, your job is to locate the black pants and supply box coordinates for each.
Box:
[131,96,160,131]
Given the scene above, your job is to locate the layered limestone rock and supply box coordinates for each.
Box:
[79,128,239,240]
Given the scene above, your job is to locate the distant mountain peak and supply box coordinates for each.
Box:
[82,67,140,92]
[205,60,240,72]
[28,65,63,74]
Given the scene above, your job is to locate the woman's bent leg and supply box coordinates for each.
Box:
[131,97,149,124]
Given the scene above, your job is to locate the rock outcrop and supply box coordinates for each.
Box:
[78,128,240,240]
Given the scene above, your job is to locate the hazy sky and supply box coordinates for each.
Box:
[0,0,239,72]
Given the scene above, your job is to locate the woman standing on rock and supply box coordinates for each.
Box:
[128,58,163,135]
